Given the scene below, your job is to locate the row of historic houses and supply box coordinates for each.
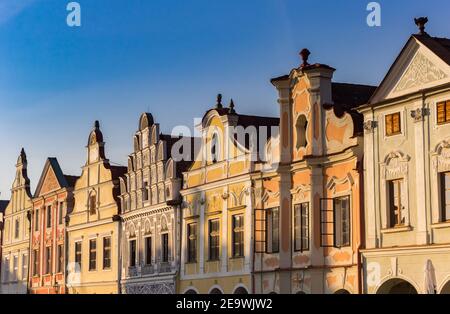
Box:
[0,18,450,294]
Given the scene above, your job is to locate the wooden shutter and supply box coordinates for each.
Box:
[437,101,446,124]
[254,208,266,253]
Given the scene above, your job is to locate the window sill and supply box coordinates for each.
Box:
[381,225,412,234]
[229,256,245,260]
[431,221,450,229]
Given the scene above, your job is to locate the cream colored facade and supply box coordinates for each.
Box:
[67,121,126,294]
[0,149,32,294]
[119,113,185,294]
[360,24,450,294]
[179,97,279,294]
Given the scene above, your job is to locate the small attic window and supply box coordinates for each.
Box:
[296,115,308,150]
[211,133,219,163]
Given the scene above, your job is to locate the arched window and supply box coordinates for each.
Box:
[211,133,219,163]
[89,192,97,215]
[295,115,308,150]
[209,288,223,294]
[233,287,249,294]
[184,289,197,295]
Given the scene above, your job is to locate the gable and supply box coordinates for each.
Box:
[370,37,450,104]
[38,167,61,195]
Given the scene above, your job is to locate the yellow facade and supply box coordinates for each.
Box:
[0,149,32,294]
[66,121,126,294]
[179,97,279,294]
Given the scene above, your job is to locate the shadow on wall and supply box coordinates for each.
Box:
[0,269,28,294]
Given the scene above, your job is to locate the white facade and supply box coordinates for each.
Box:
[119,113,183,294]
[360,30,450,294]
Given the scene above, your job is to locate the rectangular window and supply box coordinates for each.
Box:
[46,205,52,228]
[45,246,51,274]
[14,219,20,239]
[21,253,28,280]
[89,195,96,215]
[232,215,244,258]
[143,182,149,201]
[34,209,39,232]
[58,202,64,225]
[266,207,279,253]
[385,112,401,136]
[334,196,351,248]
[75,242,82,271]
[89,239,97,271]
[145,237,152,265]
[441,172,450,222]
[33,250,39,276]
[389,179,405,227]
[437,100,450,125]
[103,237,111,269]
[3,258,10,282]
[57,245,64,273]
[208,219,220,260]
[129,239,137,267]
[294,203,310,251]
[187,223,197,263]
[12,255,18,281]
[161,233,169,263]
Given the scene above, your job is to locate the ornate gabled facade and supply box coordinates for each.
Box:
[119,113,189,294]
[0,149,32,294]
[29,157,78,294]
[66,121,126,294]
[255,50,375,294]
[179,96,279,294]
[359,19,450,294]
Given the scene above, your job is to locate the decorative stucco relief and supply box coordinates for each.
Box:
[394,52,447,92]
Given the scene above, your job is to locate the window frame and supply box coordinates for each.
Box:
[74,241,82,272]
[161,233,169,263]
[333,196,351,248]
[33,249,39,276]
[187,223,197,263]
[437,100,450,125]
[385,112,402,136]
[129,239,137,267]
[441,172,450,222]
[388,179,405,228]
[34,209,39,232]
[89,239,97,271]
[103,237,111,270]
[294,202,310,252]
[232,214,244,258]
[144,236,152,265]
[57,244,64,273]
[208,219,220,261]
[58,202,64,225]
[44,246,51,275]
[46,205,52,229]
[14,218,20,239]
[265,207,280,254]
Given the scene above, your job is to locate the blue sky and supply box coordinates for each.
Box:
[1,0,449,198]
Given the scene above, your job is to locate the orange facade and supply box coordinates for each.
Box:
[251,54,374,294]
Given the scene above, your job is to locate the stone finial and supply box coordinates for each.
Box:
[300,48,311,67]
[229,99,236,114]
[94,120,100,129]
[414,17,428,35]
[216,94,223,109]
